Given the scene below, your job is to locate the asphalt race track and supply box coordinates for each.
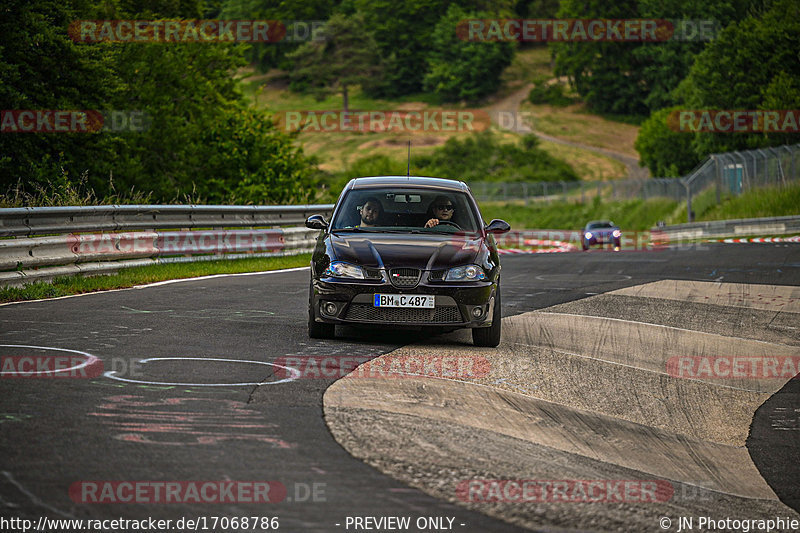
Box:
[1,242,799,533]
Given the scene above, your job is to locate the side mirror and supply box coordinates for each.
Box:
[485,219,511,235]
[305,214,329,231]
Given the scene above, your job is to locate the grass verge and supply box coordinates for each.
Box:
[0,254,311,304]
[678,182,800,222]
[480,198,678,231]
[480,180,800,230]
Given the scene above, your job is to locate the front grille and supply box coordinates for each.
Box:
[389,268,421,288]
[344,304,463,323]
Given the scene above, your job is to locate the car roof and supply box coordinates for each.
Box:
[586,220,615,226]
[347,176,469,192]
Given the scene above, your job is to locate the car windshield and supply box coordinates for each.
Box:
[331,188,480,233]
[588,222,614,229]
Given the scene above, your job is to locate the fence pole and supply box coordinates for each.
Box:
[684,179,693,222]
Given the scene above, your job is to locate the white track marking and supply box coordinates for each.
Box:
[0,344,98,376]
[104,357,300,387]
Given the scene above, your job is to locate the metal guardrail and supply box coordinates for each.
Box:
[651,215,800,241]
[0,204,335,238]
[0,204,334,286]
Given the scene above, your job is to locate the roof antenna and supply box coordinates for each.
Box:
[406,140,411,178]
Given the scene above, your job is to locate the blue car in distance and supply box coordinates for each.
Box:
[582,220,621,251]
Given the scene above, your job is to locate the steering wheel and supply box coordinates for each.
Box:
[434,220,460,229]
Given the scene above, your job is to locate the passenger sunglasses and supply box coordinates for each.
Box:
[436,204,454,210]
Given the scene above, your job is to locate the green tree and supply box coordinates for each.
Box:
[676,0,800,156]
[286,13,382,113]
[633,0,753,112]
[221,0,339,71]
[1,0,317,204]
[0,0,122,193]
[423,5,514,102]
[353,0,516,98]
[552,0,650,115]
[634,106,697,176]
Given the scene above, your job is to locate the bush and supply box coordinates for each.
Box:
[413,132,578,182]
[528,81,577,107]
[314,132,579,196]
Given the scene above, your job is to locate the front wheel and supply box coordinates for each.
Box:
[472,287,501,347]
[308,284,335,339]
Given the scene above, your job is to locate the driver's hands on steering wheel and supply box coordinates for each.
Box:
[425,218,459,228]
[424,218,440,228]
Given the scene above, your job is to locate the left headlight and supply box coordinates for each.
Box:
[445,265,486,282]
[612,229,622,238]
[322,261,365,279]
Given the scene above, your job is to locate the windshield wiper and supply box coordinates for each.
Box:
[332,227,377,233]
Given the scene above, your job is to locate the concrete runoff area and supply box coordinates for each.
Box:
[324,280,800,531]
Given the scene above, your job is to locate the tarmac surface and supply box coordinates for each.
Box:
[1,242,798,532]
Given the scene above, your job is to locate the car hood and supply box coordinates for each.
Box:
[328,232,485,270]
[587,228,618,236]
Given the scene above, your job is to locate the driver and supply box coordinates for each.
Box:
[358,197,383,227]
[424,195,455,228]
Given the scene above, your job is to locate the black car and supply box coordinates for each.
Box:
[305,176,511,347]
[582,220,622,251]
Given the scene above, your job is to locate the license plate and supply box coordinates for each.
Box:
[374,294,435,308]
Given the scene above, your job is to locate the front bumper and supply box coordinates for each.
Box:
[584,236,621,248]
[311,276,497,329]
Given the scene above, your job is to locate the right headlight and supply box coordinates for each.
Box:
[444,265,486,282]
[322,261,365,279]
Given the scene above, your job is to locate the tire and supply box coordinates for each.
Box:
[472,287,501,347]
[308,284,335,339]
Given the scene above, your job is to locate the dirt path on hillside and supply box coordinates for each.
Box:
[489,84,650,179]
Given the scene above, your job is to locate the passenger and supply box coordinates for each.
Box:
[358,197,383,227]
[424,195,455,228]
